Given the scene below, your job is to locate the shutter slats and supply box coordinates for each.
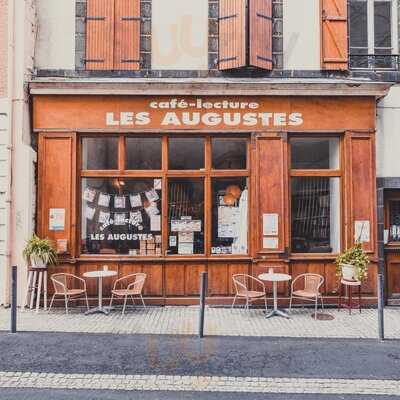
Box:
[219,0,246,70]
[114,0,140,70]
[321,0,348,70]
[86,0,115,70]
[250,0,273,70]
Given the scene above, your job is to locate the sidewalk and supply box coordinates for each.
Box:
[1,306,399,339]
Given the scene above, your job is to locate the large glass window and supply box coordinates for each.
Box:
[80,135,249,257]
[290,137,341,254]
[349,0,397,69]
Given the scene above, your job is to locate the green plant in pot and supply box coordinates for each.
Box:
[23,234,57,268]
[335,241,369,282]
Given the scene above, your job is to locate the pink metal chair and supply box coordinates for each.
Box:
[49,273,89,314]
[289,273,324,319]
[232,274,268,313]
[109,273,147,315]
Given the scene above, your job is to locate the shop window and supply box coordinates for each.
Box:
[211,178,248,255]
[291,138,339,170]
[387,200,400,241]
[168,137,205,170]
[212,138,247,170]
[167,178,205,255]
[80,135,249,257]
[349,0,398,69]
[126,137,162,170]
[82,137,119,170]
[81,178,162,255]
[290,137,342,254]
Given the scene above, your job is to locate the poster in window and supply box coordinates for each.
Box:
[150,215,161,231]
[130,194,142,208]
[83,187,96,203]
[178,232,194,243]
[85,206,96,220]
[114,196,126,209]
[99,211,110,224]
[154,179,162,190]
[98,193,111,207]
[145,188,159,202]
[178,242,194,255]
[114,213,127,226]
[218,206,240,238]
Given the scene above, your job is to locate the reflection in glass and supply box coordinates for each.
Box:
[82,137,118,170]
[211,178,248,255]
[81,178,162,255]
[168,138,205,170]
[126,137,162,170]
[212,138,247,169]
[389,200,400,241]
[291,177,340,253]
[374,1,392,68]
[168,178,204,255]
[291,138,339,169]
[349,1,368,68]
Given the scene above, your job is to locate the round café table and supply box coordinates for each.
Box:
[258,273,292,319]
[83,270,117,315]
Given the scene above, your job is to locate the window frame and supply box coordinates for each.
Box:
[348,0,399,70]
[289,134,344,256]
[78,133,251,259]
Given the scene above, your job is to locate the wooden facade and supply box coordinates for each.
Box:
[33,94,379,306]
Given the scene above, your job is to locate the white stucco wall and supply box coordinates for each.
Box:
[377,86,400,178]
[35,0,75,70]
[283,0,321,70]
[152,0,208,70]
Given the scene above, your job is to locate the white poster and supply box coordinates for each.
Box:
[98,193,111,207]
[169,236,177,247]
[130,194,142,208]
[171,219,201,232]
[150,215,161,231]
[178,232,194,243]
[178,242,194,255]
[218,206,240,238]
[114,196,126,209]
[154,179,162,190]
[49,208,65,231]
[263,213,279,236]
[263,236,279,249]
[355,220,370,243]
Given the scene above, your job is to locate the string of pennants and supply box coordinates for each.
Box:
[83,187,160,227]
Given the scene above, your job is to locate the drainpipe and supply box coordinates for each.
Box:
[5,0,17,305]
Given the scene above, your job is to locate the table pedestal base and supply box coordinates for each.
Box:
[266,309,290,319]
[85,306,114,315]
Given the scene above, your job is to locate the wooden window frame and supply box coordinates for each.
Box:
[348,0,398,69]
[78,133,251,260]
[289,134,344,257]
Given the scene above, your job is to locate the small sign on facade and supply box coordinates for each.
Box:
[49,208,65,231]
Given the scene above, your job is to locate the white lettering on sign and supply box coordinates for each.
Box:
[105,98,304,128]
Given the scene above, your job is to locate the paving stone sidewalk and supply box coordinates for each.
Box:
[1,306,399,338]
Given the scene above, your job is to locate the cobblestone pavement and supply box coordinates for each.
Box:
[0,372,399,396]
[0,306,399,338]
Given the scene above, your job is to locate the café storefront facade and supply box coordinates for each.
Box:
[30,81,388,305]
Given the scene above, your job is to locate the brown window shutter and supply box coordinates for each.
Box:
[219,0,246,70]
[86,0,115,70]
[249,0,273,70]
[321,0,348,70]
[114,0,140,70]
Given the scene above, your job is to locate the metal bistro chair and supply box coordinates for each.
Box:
[289,273,324,319]
[110,273,147,315]
[49,273,89,314]
[232,274,268,313]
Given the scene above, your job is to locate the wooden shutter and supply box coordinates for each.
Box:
[255,133,288,253]
[345,132,376,253]
[249,0,273,70]
[114,0,140,70]
[86,0,115,70]
[219,0,246,70]
[321,0,348,70]
[38,133,76,258]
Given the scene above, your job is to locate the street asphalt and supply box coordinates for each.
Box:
[0,332,399,399]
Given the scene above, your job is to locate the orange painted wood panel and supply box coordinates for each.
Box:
[38,134,76,257]
[114,0,140,70]
[184,264,207,296]
[249,0,272,70]
[346,133,376,253]
[142,264,163,296]
[256,134,288,253]
[208,263,229,296]
[321,0,348,70]
[33,96,376,132]
[165,265,185,296]
[324,262,339,295]
[361,264,377,295]
[219,0,246,70]
[86,0,115,70]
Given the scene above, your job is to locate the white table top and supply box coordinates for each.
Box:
[258,273,292,282]
[83,270,117,278]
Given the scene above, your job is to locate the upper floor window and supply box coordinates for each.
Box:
[349,0,399,69]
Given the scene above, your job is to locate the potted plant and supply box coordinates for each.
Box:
[23,234,57,268]
[335,241,369,282]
